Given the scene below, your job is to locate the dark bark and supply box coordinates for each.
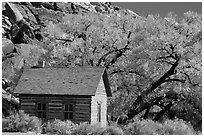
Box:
[153,102,173,121]
[96,48,117,66]
[105,50,123,68]
[105,32,131,68]
[149,59,179,92]
[97,31,131,67]
[109,68,150,81]
[127,96,163,121]
[127,59,179,119]
[143,106,151,119]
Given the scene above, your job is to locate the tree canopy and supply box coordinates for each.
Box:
[26,10,201,130]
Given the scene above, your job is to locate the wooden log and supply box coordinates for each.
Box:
[21,102,36,106]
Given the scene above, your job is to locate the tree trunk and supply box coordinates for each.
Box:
[127,59,179,120]
[126,31,201,121]
[153,102,173,121]
[143,106,151,119]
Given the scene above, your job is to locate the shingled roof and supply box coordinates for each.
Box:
[15,67,111,96]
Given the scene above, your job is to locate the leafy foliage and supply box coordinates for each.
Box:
[12,8,201,132]
[123,117,200,135]
[2,110,199,135]
[43,119,124,135]
[43,119,76,134]
[2,110,42,133]
[72,122,124,135]
[26,118,199,135]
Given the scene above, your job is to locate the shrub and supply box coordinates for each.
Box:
[71,122,124,135]
[123,118,199,135]
[71,122,100,135]
[2,110,42,133]
[123,118,164,135]
[44,120,124,135]
[162,119,197,135]
[43,119,76,134]
[101,125,124,135]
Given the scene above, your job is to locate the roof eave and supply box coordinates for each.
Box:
[103,69,112,97]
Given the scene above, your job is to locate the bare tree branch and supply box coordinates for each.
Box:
[127,58,179,119]
[56,38,73,44]
[184,72,201,87]
[97,31,132,67]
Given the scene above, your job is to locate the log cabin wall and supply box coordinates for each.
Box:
[19,94,92,123]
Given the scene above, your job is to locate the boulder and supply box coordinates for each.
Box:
[2,89,20,111]
[2,15,12,38]
[70,3,79,14]
[2,55,24,87]
[20,2,33,6]
[2,57,16,82]
[14,4,38,26]
[2,15,12,30]
[90,2,101,6]
[2,78,13,91]
[38,8,60,24]
[40,2,55,10]
[4,2,24,24]
[53,2,64,12]
[2,2,6,10]
[73,2,93,12]
[26,4,40,16]
[30,2,42,8]
[101,3,109,10]
[10,20,35,44]
[95,5,103,13]
[2,38,15,56]
[31,2,58,11]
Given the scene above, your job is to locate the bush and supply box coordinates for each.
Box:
[123,118,199,135]
[101,125,124,135]
[71,122,124,135]
[43,119,124,135]
[123,118,163,135]
[162,119,198,135]
[43,119,76,134]
[2,110,42,133]
[71,122,97,135]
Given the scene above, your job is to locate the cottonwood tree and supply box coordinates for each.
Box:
[43,12,139,67]
[39,11,201,129]
[109,12,201,128]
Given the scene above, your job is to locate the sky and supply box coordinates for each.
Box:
[111,2,202,18]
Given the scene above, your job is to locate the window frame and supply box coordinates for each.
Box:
[63,103,74,120]
[97,101,102,123]
[36,102,47,119]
